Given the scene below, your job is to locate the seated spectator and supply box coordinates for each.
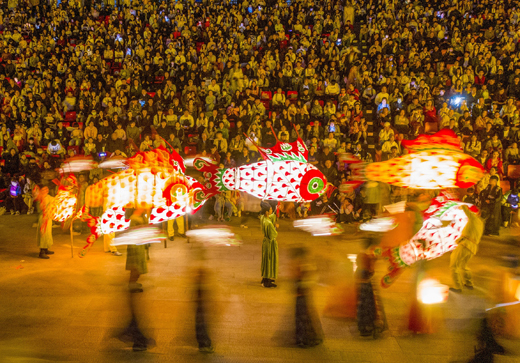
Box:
[140,135,153,152]
[2,148,20,176]
[505,143,520,165]
[394,110,410,135]
[84,138,97,156]
[310,100,323,119]
[382,135,400,157]
[179,110,195,130]
[47,140,66,156]
[166,133,182,152]
[214,131,228,158]
[379,122,394,145]
[94,134,106,154]
[126,121,141,144]
[272,88,286,110]
[377,98,391,114]
[465,134,482,158]
[223,152,236,169]
[485,134,503,153]
[153,134,166,149]
[69,123,84,146]
[156,120,172,141]
[107,133,125,154]
[322,132,338,151]
[486,151,504,176]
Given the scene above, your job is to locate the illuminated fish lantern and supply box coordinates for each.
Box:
[194,136,328,202]
[355,130,485,189]
[51,156,98,222]
[76,147,207,256]
[374,192,483,287]
[52,173,80,222]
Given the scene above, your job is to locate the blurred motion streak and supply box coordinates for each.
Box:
[112,225,167,246]
[293,216,343,236]
[186,226,242,246]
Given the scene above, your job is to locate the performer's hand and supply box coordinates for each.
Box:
[275,223,279,229]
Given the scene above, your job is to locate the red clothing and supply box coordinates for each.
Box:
[485,158,503,175]
[423,106,438,124]
[475,75,486,86]
[347,89,360,100]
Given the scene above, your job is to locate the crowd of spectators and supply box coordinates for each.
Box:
[0,0,520,222]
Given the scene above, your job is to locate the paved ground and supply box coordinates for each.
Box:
[1,213,520,363]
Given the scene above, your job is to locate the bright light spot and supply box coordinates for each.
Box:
[347,254,357,272]
[186,227,242,246]
[418,278,448,304]
[359,217,398,232]
[112,226,166,246]
[293,216,343,236]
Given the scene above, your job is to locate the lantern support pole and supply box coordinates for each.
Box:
[70,217,74,258]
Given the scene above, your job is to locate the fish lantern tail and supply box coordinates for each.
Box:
[193,157,230,198]
[373,246,408,288]
[78,206,102,257]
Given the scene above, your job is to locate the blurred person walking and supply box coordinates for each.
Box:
[356,236,388,337]
[167,216,186,241]
[449,206,484,293]
[193,247,214,353]
[126,208,148,293]
[292,247,323,348]
[35,186,55,259]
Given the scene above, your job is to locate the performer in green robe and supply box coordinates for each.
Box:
[260,206,278,288]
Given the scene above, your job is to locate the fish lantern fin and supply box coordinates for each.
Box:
[78,206,102,258]
[455,157,485,189]
[401,129,462,153]
[165,147,186,174]
[193,157,229,198]
[372,246,409,288]
[254,136,309,163]
[125,147,186,174]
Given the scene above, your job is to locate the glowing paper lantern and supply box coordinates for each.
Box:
[52,174,79,222]
[100,207,130,235]
[361,130,485,189]
[53,189,78,221]
[376,192,483,287]
[195,137,328,202]
[137,169,155,208]
[418,279,449,304]
[72,147,209,257]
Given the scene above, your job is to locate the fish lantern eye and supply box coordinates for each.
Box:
[308,177,324,194]
[300,168,327,201]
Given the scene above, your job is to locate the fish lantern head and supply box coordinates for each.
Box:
[455,158,485,188]
[299,164,328,202]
